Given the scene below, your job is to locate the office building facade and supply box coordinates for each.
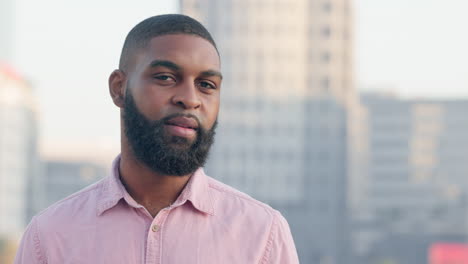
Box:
[359,92,468,263]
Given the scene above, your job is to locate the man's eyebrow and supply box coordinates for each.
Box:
[149,60,222,79]
[149,60,181,71]
[201,70,223,80]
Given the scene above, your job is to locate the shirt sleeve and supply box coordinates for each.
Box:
[14,217,46,264]
[261,210,300,264]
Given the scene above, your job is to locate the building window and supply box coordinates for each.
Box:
[321,76,330,91]
[322,1,332,12]
[321,52,331,63]
[321,26,331,38]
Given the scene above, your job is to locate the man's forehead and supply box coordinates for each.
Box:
[148,34,218,57]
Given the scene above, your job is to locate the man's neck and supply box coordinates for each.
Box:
[119,151,192,218]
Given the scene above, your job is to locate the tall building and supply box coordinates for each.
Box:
[0,65,39,238]
[180,1,360,263]
[359,92,468,263]
[40,160,107,210]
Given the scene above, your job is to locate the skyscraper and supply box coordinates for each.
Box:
[180,1,360,263]
[363,92,468,235]
[0,65,39,239]
[360,92,468,263]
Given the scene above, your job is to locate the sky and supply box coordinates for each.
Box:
[8,0,468,162]
[357,0,468,98]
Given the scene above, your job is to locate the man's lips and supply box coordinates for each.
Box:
[165,116,199,130]
[164,116,199,139]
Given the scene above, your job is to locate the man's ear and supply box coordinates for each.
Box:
[109,69,126,108]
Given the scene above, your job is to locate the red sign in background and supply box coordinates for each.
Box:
[430,243,468,264]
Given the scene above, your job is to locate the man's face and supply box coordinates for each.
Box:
[122,34,222,176]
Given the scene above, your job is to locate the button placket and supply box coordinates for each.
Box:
[145,208,172,264]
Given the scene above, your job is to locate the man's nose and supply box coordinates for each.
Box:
[171,80,202,110]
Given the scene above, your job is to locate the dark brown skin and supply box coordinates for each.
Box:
[108,34,222,217]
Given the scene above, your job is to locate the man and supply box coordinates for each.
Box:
[15,14,299,263]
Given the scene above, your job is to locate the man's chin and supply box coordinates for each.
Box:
[166,135,196,148]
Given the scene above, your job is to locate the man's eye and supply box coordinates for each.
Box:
[199,81,216,89]
[153,74,175,82]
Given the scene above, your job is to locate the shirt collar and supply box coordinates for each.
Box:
[97,154,214,216]
[172,166,215,215]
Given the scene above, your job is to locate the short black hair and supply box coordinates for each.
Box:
[119,14,218,72]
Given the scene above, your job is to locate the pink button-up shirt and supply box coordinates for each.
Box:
[15,156,299,263]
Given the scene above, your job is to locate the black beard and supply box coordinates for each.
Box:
[123,89,217,176]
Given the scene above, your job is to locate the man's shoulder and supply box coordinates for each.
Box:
[205,176,280,220]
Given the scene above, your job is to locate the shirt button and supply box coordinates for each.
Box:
[151,225,159,232]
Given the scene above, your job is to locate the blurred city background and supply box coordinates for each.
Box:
[1,0,468,263]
